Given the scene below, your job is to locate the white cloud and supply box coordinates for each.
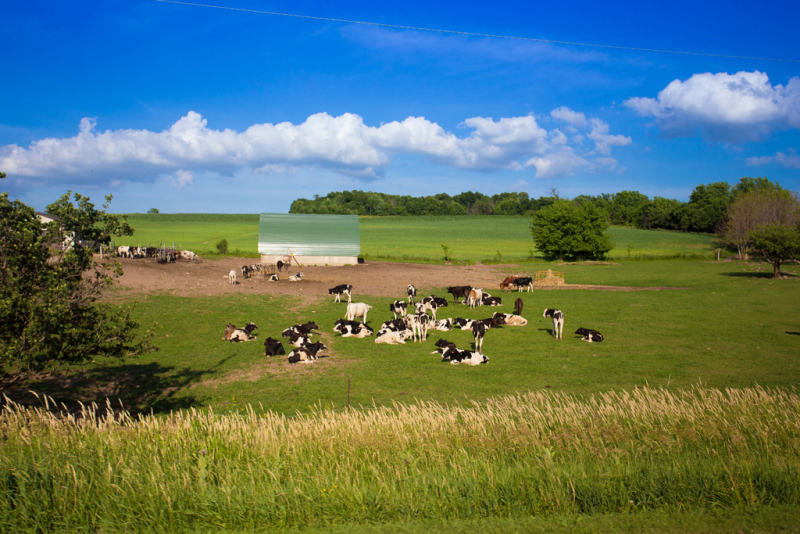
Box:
[507,179,529,191]
[746,155,774,166]
[746,150,800,169]
[625,70,800,141]
[550,106,587,127]
[0,109,631,183]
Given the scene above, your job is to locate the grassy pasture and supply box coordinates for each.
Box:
[117,214,720,261]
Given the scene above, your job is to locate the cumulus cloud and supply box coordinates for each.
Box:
[625,70,800,141]
[0,109,630,184]
[550,106,587,127]
[747,150,800,169]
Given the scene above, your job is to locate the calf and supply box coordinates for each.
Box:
[441,346,488,365]
[514,298,524,316]
[492,312,527,326]
[513,277,533,292]
[287,347,317,364]
[389,300,408,319]
[543,309,564,340]
[430,318,454,331]
[447,286,472,304]
[334,318,363,333]
[229,322,258,342]
[476,316,505,329]
[241,265,252,279]
[575,327,604,343]
[228,270,237,285]
[341,322,374,338]
[288,272,304,282]
[499,275,519,292]
[290,333,311,347]
[282,321,319,338]
[407,284,417,304]
[482,296,502,306]
[263,337,286,357]
[472,321,487,354]
[467,288,484,309]
[380,318,408,332]
[453,317,475,330]
[346,302,373,323]
[375,329,413,344]
[267,274,279,282]
[222,323,236,341]
[328,284,353,303]
[303,341,327,357]
[431,338,457,354]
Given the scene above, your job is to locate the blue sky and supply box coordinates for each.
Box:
[2,0,799,213]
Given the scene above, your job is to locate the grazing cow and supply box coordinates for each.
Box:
[328,284,353,303]
[229,322,258,342]
[346,303,373,323]
[288,272,304,282]
[222,323,236,341]
[492,312,527,326]
[441,346,489,365]
[447,286,473,304]
[375,329,414,344]
[499,275,519,292]
[228,270,237,285]
[381,318,408,332]
[543,309,564,340]
[407,284,417,304]
[281,321,319,338]
[430,318,454,331]
[263,337,286,357]
[267,274,279,282]
[513,277,533,292]
[467,289,484,309]
[575,327,604,343]
[389,300,408,319]
[515,298,524,316]
[241,265,252,279]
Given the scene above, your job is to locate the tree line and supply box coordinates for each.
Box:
[289,177,784,234]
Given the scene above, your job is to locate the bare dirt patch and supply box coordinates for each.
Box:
[106,256,688,300]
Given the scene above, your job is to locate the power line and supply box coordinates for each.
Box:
[154,0,800,63]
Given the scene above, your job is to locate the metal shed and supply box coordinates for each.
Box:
[258,214,360,266]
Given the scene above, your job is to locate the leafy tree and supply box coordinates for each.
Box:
[731,176,783,198]
[722,190,800,259]
[531,200,613,260]
[216,239,229,256]
[0,191,157,387]
[749,223,800,278]
[682,182,732,232]
[147,207,160,214]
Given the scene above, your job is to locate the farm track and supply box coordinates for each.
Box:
[106,256,688,300]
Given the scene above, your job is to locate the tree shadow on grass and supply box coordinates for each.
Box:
[786,332,800,336]
[719,271,778,279]
[2,356,235,416]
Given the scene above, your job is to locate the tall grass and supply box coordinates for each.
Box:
[2,386,799,532]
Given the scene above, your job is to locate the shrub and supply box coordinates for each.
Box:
[215,238,229,256]
[531,200,613,260]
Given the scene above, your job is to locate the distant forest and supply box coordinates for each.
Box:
[289,177,783,234]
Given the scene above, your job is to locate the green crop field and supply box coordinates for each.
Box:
[117,214,720,261]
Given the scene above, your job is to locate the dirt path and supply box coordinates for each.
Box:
[106,256,687,299]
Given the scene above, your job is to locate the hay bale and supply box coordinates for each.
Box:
[533,269,565,287]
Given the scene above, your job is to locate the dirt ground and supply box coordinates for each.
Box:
[107,256,686,300]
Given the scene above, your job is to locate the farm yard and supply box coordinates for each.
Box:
[3,217,800,533]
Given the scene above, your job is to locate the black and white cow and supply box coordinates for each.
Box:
[334,318,362,333]
[430,318,454,331]
[472,321,487,354]
[513,277,533,292]
[375,329,414,344]
[430,338,457,354]
[282,321,319,338]
[341,322,374,338]
[452,317,475,330]
[575,327,603,343]
[328,284,353,303]
[543,309,564,340]
[407,284,417,304]
[288,272,304,282]
[389,300,408,319]
[288,344,327,364]
[441,346,489,365]
[290,333,312,347]
[267,274,279,282]
[381,318,408,332]
[482,295,503,306]
[263,337,286,357]
[229,322,258,342]
[404,312,430,342]
[241,265,252,279]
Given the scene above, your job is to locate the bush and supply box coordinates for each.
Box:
[749,223,800,278]
[531,200,613,260]
[216,239,229,256]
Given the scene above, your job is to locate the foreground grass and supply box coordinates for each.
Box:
[2,386,799,533]
[115,214,720,262]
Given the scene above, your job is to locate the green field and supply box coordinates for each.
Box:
[118,214,720,261]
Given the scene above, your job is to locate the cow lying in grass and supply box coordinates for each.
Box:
[492,312,528,326]
[482,294,502,306]
[543,309,564,340]
[453,318,475,330]
[287,342,327,364]
[430,318,454,331]
[334,319,374,338]
[263,337,285,357]
[430,338,457,354]
[225,322,258,342]
[440,346,489,365]
[375,329,414,344]
[380,318,407,332]
[290,333,311,347]
[575,327,604,342]
[282,321,319,338]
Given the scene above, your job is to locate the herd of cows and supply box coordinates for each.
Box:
[115,246,197,263]
[221,273,605,366]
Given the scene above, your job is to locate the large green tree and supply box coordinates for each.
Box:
[749,223,800,278]
[0,190,157,387]
[531,200,613,260]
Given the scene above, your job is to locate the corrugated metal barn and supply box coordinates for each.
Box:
[258,214,360,266]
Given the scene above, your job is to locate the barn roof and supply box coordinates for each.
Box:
[258,214,360,257]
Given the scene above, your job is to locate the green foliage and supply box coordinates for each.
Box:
[531,200,614,260]
[147,207,159,214]
[0,192,156,386]
[749,223,800,277]
[215,238,229,256]
[440,243,452,262]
